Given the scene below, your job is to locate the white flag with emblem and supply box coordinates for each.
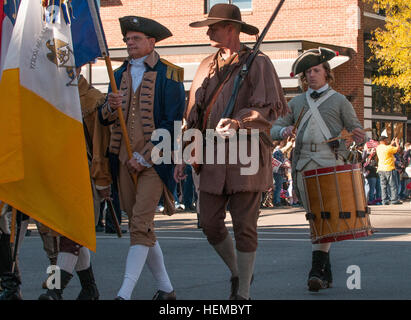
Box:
[0,0,95,251]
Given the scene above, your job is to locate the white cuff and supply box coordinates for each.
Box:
[106,102,113,113]
[133,151,152,168]
[95,185,111,191]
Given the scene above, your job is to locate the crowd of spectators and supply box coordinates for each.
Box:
[161,135,411,213]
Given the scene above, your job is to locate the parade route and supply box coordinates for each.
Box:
[18,202,411,300]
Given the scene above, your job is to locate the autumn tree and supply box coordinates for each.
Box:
[365,0,411,104]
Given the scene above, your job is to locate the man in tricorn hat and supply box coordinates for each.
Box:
[271,47,365,291]
[174,4,288,299]
[99,16,185,300]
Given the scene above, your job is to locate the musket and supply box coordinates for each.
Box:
[292,107,305,135]
[191,0,285,174]
[221,0,286,119]
[106,198,122,238]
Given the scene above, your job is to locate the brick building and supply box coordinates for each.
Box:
[86,0,408,141]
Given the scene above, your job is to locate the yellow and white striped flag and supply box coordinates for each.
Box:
[0,0,95,251]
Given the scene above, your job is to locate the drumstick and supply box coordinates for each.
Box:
[323,128,372,144]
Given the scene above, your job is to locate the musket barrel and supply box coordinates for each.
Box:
[221,0,286,119]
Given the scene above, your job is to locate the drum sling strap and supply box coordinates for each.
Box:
[297,89,336,140]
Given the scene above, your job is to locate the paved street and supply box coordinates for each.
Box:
[17,201,411,300]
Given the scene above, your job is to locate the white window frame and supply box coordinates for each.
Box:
[205,0,252,13]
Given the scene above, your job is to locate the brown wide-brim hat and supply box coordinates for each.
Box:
[189,3,259,35]
[119,16,172,42]
[290,47,338,77]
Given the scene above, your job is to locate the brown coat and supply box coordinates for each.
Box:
[186,46,288,195]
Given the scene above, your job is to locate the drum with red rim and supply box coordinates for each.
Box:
[303,163,374,243]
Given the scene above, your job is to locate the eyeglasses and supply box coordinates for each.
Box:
[122,35,150,43]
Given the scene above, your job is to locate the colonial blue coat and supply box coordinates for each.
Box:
[98,50,185,214]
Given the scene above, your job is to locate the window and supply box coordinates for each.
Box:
[372,85,405,115]
[205,0,252,13]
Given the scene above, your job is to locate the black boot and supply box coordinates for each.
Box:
[307,250,329,292]
[323,251,333,287]
[0,233,21,300]
[38,269,73,300]
[0,272,22,300]
[152,290,176,300]
[0,233,13,275]
[76,265,99,300]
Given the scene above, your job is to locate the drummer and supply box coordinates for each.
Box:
[271,47,365,292]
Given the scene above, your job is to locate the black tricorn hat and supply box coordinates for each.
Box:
[290,47,338,77]
[189,3,259,35]
[119,16,172,42]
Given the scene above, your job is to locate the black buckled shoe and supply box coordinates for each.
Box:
[0,272,22,300]
[38,288,63,300]
[307,275,328,292]
[152,290,176,300]
[76,265,99,300]
[307,250,330,292]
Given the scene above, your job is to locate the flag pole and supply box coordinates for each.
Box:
[87,0,137,186]
[10,207,17,245]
